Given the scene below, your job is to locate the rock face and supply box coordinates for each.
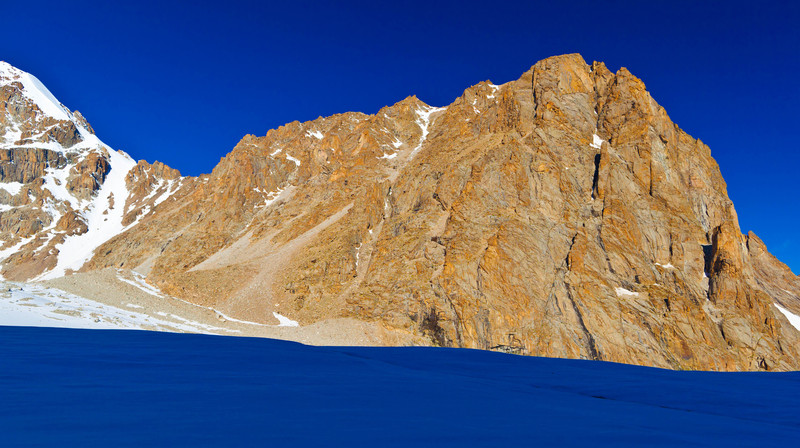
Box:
[2,55,800,371]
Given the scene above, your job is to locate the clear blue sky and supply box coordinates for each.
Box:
[2,1,798,272]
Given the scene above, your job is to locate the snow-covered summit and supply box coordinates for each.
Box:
[0,61,71,122]
[0,61,179,282]
[0,61,104,153]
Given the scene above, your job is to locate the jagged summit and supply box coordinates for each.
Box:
[0,61,71,121]
[2,55,800,371]
[0,61,184,281]
[0,61,102,154]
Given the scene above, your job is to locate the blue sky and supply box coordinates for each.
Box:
[1,0,798,272]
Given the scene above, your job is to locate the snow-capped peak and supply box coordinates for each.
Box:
[0,61,148,282]
[0,61,72,122]
[0,61,104,153]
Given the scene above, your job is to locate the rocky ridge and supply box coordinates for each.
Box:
[1,55,799,371]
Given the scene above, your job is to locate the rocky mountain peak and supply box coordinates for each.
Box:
[0,61,191,281]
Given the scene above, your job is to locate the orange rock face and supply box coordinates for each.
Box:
[2,55,800,370]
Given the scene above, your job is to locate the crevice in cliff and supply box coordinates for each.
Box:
[566,284,600,360]
[432,192,447,211]
[591,153,601,200]
[564,233,577,268]
[702,243,714,302]
[702,244,713,276]
[554,233,600,361]
[444,292,464,347]
[419,305,447,347]
[429,284,464,347]
[596,229,615,275]
[718,322,730,346]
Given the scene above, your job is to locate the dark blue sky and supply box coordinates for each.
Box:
[2,1,798,272]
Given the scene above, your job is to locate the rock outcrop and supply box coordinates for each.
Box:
[2,55,799,371]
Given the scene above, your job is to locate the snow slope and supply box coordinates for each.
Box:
[36,149,138,280]
[0,281,231,333]
[776,303,800,332]
[0,61,71,122]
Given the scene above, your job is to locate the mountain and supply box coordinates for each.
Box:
[2,55,800,370]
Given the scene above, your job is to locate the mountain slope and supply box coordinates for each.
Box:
[1,55,799,370]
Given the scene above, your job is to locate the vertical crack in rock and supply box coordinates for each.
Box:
[591,153,601,200]
[566,285,600,360]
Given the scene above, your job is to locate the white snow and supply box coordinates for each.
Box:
[152,179,180,207]
[615,287,640,298]
[286,154,301,166]
[392,138,403,148]
[273,312,299,327]
[0,62,156,281]
[114,269,299,329]
[270,147,283,157]
[0,181,24,196]
[42,164,82,209]
[409,105,446,159]
[37,149,137,280]
[256,187,285,209]
[0,61,106,153]
[0,275,300,333]
[117,271,165,298]
[306,129,324,139]
[135,176,178,213]
[655,263,675,269]
[0,61,71,122]
[487,83,500,99]
[775,304,800,332]
[379,152,398,160]
[212,309,269,327]
[0,281,231,333]
[590,134,604,149]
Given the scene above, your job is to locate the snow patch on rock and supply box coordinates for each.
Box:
[37,149,137,280]
[590,134,604,149]
[0,181,24,196]
[0,61,71,121]
[775,304,800,332]
[409,105,446,159]
[0,281,231,333]
[286,154,301,166]
[615,287,639,298]
[306,129,324,139]
[273,312,299,327]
